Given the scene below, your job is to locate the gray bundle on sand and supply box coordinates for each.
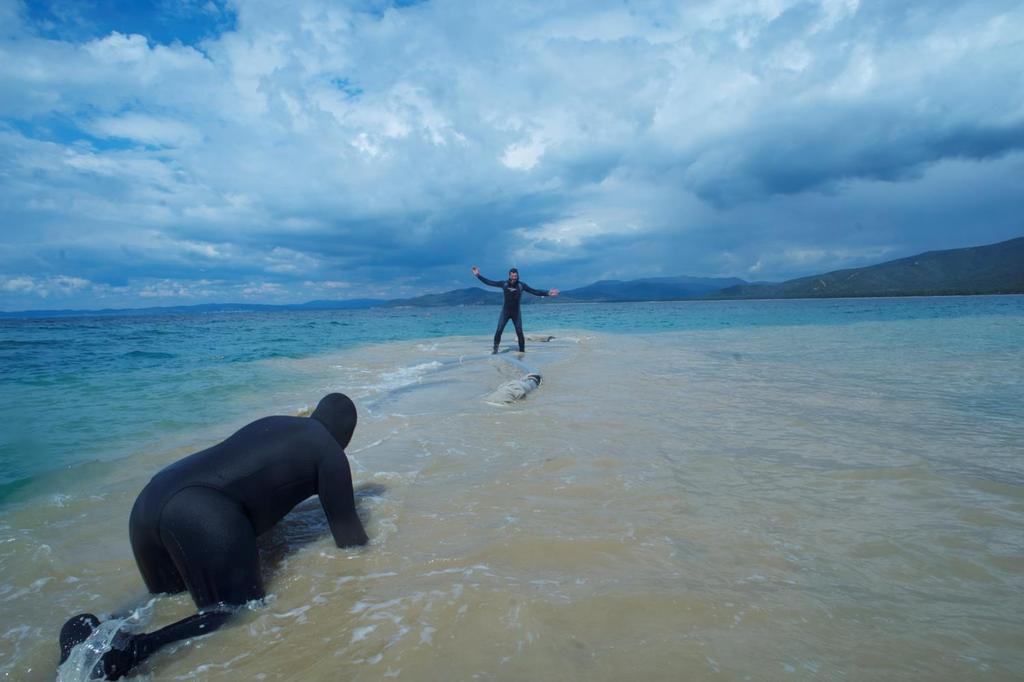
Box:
[485,352,544,404]
[485,373,542,404]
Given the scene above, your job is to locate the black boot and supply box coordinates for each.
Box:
[95,636,141,680]
[59,613,101,664]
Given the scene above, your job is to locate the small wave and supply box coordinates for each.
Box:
[0,339,62,348]
[121,351,175,360]
[373,361,443,392]
[0,474,36,505]
[351,437,387,454]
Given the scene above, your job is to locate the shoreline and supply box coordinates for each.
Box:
[4,295,1024,504]
[3,292,1023,320]
[0,330,568,508]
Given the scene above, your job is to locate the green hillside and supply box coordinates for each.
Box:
[717,237,1024,299]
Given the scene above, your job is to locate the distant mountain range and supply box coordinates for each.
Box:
[380,237,1023,305]
[561,275,747,301]
[715,236,1024,299]
[2,236,1021,318]
[377,275,748,308]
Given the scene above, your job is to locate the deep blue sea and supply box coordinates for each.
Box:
[2,296,1022,496]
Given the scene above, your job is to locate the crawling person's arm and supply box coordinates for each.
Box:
[318,450,369,547]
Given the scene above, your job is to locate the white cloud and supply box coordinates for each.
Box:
[84,32,151,64]
[240,282,283,297]
[263,247,319,274]
[1,274,92,298]
[754,245,898,273]
[304,279,350,289]
[1,276,39,293]
[87,114,201,147]
[0,0,1022,308]
[138,279,196,298]
[510,206,646,264]
[501,136,546,170]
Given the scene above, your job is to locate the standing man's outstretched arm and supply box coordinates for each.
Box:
[471,266,505,288]
[521,282,559,297]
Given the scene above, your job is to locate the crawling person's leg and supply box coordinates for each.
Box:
[62,486,263,679]
[158,485,264,608]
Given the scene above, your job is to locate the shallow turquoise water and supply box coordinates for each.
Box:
[2,297,1023,681]
[1,296,1022,493]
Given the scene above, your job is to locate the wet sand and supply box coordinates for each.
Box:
[2,326,1023,680]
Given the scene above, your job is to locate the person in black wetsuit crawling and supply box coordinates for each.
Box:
[58,393,369,680]
[472,266,559,353]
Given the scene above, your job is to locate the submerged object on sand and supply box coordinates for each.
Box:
[485,353,543,404]
[486,373,542,404]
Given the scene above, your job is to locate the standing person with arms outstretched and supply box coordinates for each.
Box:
[58,393,369,680]
[472,266,559,353]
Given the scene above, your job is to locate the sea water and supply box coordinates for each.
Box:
[1,297,1022,680]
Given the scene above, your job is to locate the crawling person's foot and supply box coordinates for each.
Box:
[59,613,101,663]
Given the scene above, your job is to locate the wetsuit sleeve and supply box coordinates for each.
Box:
[520,282,549,296]
[475,273,505,288]
[318,451,369,547]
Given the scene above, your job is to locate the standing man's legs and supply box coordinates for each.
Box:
[512,310,525,352]
[493,308,511,352]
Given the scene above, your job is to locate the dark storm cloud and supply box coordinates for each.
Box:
[685,116,1024,207]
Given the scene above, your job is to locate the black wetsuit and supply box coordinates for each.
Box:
[60,393,367,680]
[476,273,550,352]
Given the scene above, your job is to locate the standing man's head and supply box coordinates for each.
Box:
[312,393,358,449]
[508,268,519,283]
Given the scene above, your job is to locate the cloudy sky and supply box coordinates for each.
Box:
[1,0,1022,310]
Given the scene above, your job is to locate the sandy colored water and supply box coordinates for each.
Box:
[2,324,1023,680]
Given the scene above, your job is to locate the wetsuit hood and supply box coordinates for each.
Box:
[311,393,358,449]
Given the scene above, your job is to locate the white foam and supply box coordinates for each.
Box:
[174,652,251,679]
[0,625,33,679]
[373,362,443,392]
[350,596,406,615]
[350,437,386,455]
[421,564,492,578]
[350,625,377,643]
[2,576,53,603]
[271,604,310,623]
